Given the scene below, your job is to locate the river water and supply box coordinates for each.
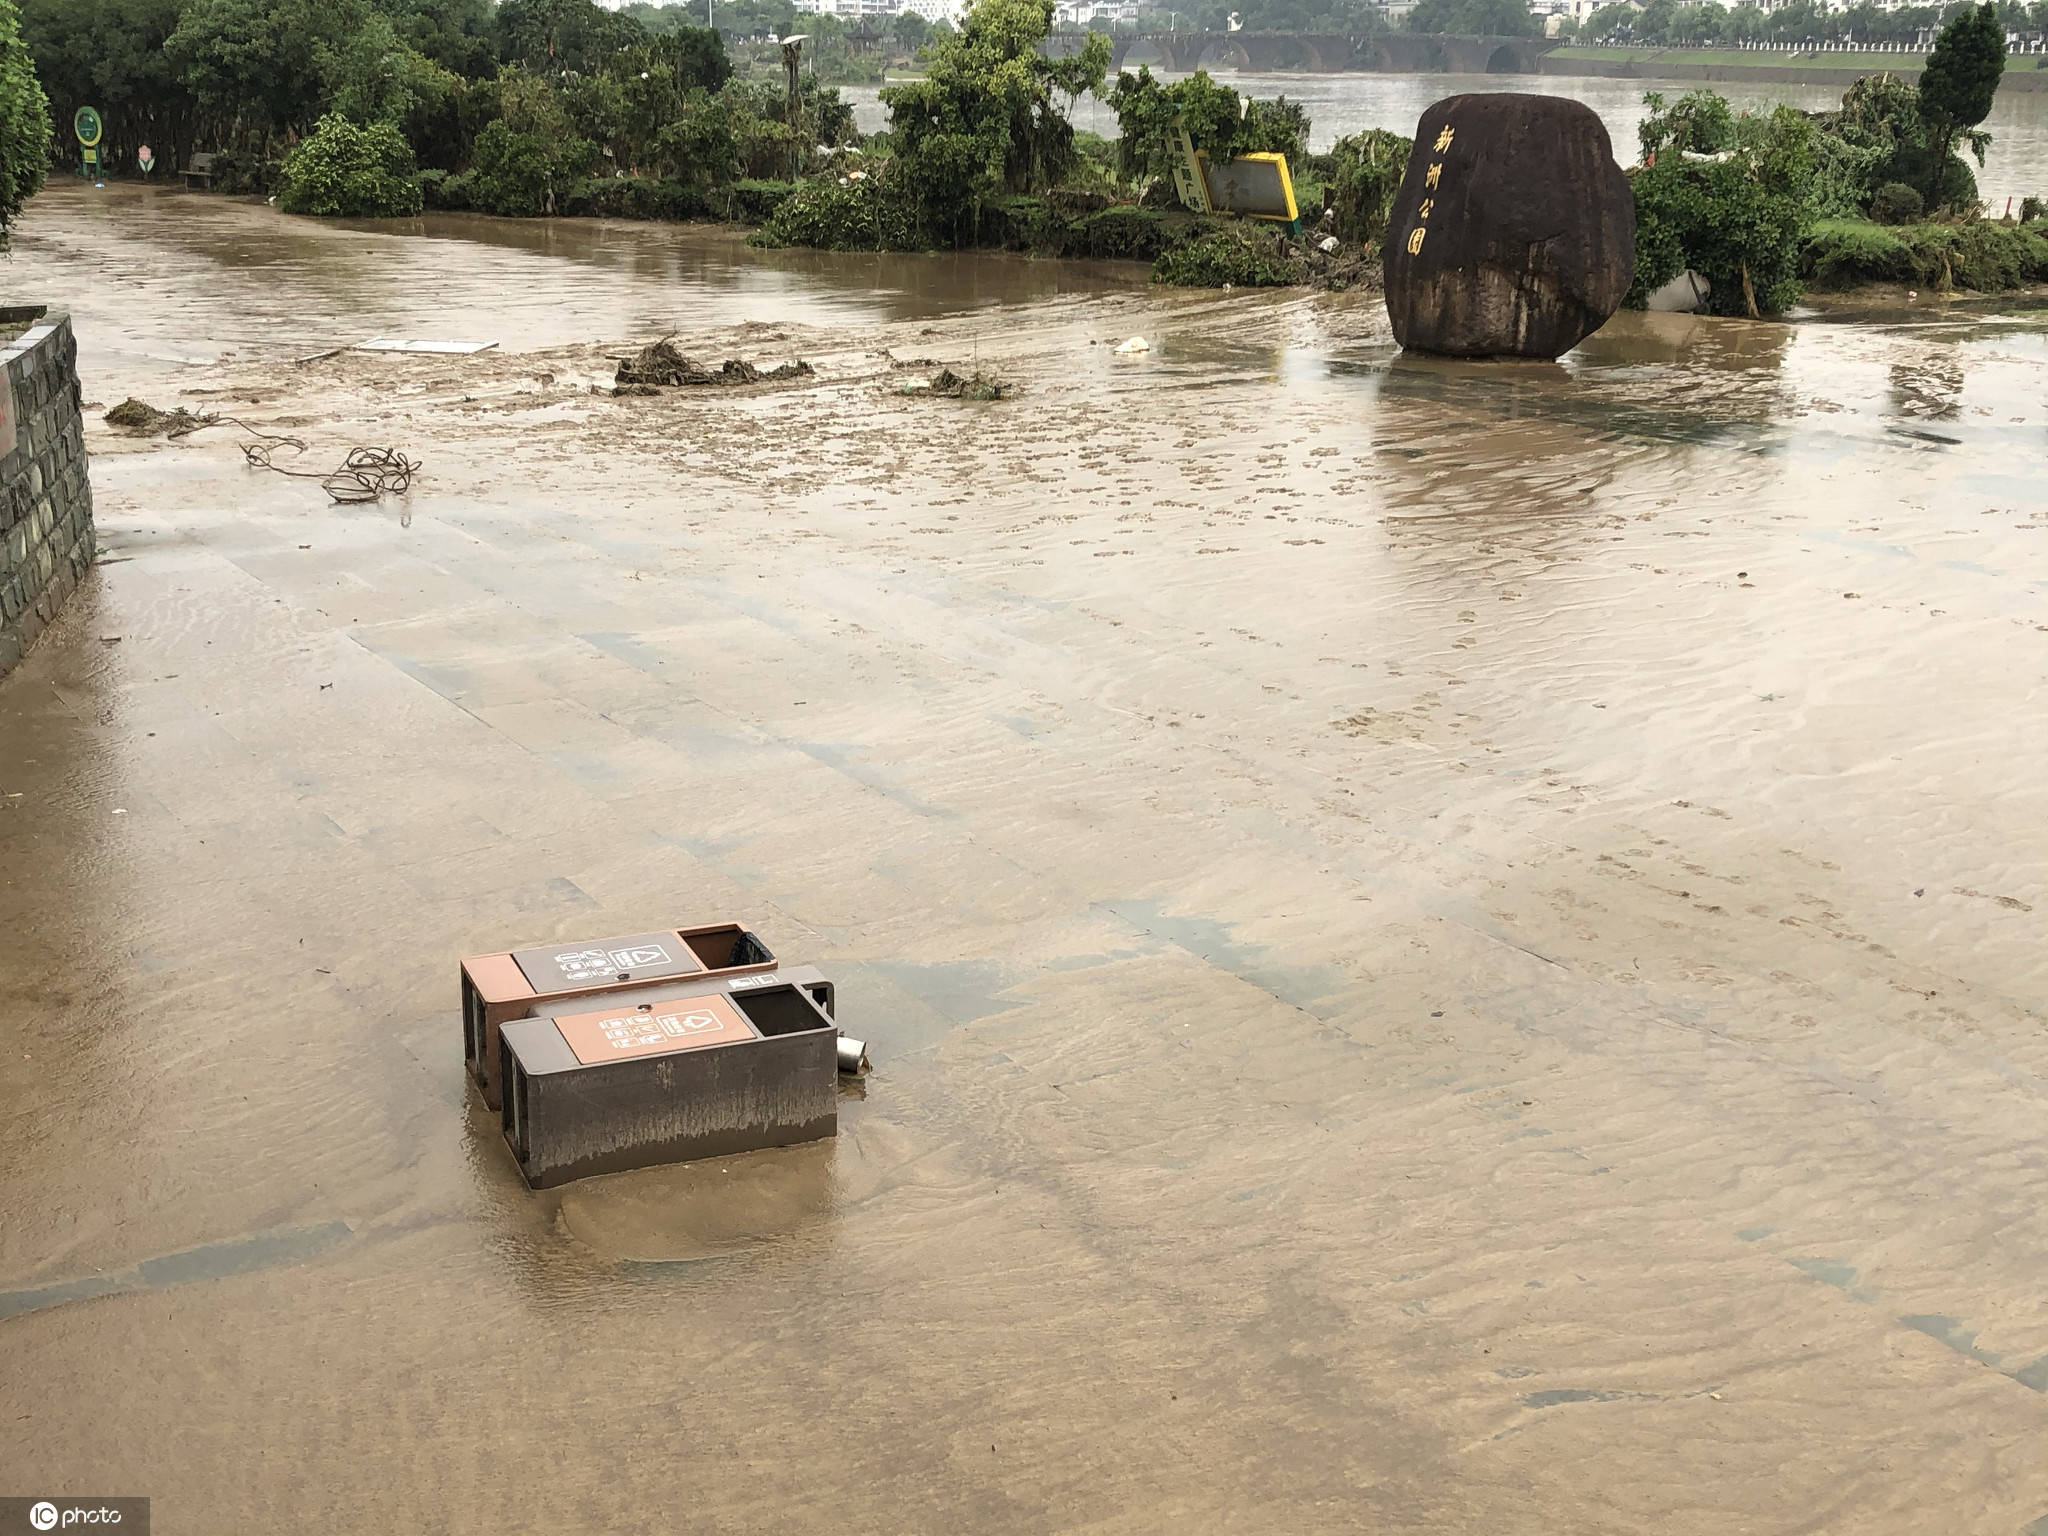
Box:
[3,184,2047,1532]
[846,67,2048,208]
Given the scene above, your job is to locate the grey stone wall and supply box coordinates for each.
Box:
[0,313,94,678]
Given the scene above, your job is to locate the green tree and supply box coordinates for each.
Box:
[496,0,645,74]
[1916,0,2002,207]
[889,11,930,50]
[1405,0,1538,33]
[1810,71,1961,216]
[333,13,460,132]
[1585,1,1640,37]
[167,0,372,143]
[880,0,1108,244]
[0,0,48,244]
[277,110,422,213]
[467,63,596,212]
[379,0,496,79]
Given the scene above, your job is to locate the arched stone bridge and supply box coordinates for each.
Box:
[1043,31,1557,75]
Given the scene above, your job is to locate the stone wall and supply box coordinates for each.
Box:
[0,312,94,678]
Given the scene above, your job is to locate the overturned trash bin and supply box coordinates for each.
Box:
[498,980,840,1188]
[462,922,775,1110]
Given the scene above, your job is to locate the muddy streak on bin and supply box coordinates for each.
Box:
[1,183,2047,1534]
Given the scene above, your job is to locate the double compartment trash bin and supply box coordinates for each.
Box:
[462,924,862,1187]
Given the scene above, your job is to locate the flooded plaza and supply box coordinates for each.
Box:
[2,180,2047,1532]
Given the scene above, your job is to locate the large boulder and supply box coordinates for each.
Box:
[1381,93,1635,360]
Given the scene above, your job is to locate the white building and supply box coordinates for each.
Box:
[789,0,965,19]
[1053,0,1140,20]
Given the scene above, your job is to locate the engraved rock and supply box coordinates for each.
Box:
[1382,93,1636,360]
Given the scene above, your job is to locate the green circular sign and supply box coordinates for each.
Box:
[73,106,102,148]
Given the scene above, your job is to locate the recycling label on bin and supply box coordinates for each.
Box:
[553,993,757,1066]
[511,931,704,994]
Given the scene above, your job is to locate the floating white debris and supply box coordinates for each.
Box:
[1113,336,1150,354]
[354,338,499,355]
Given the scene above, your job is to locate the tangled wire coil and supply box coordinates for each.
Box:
[238,430,420,505]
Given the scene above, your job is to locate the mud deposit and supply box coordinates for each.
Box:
[2,184,2046,1533]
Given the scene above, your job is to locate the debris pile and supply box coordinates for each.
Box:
[103,398,216,437]
[927,368,1007,402]
[613,340,815,395]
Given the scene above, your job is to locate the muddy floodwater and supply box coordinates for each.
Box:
[3,183,2047,1533]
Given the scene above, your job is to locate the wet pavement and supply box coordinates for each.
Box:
[2,183,2047,1533]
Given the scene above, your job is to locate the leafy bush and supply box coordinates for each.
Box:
[1906,220,2048,289]
[1062,204,1185,261]
[277,115,422,218]
[1107,67,1308,199]
[1152,222,1301,287]
[751,174,924,251]
[1799,217,2048,291]
[418,167,473,210]
[1870,182,1924,224]
[561,175,706,221]
[714,178,798,223]
[2023,196,2046,223]
[1800,219,1913,287]
[0,0,49,246]
[1323,128,1410,245]
[1629,99,1815,316]
[1637,89,1733,159]
[468,117,596,217]
[203,148,283,196]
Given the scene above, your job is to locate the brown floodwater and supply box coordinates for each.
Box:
[2,183,2047,1534]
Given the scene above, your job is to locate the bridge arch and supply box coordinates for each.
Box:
[1485,43,1518,71]
[1193,38,1252,70]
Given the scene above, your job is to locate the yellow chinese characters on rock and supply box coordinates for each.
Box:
[1406,123,1454,258]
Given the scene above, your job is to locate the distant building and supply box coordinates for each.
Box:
[1528,0,1603,30]
[1054,0,1140,21]
[789,0,964,19]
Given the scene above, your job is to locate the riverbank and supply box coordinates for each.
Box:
[141,174,2048,312]
[1542,43,2048,91]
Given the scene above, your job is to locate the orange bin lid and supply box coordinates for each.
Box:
[551,993,758,1067]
